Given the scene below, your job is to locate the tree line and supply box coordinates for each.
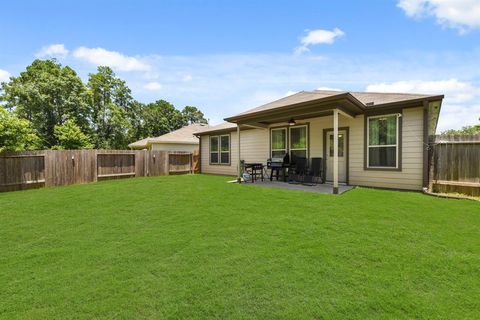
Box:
[0,59,207,152]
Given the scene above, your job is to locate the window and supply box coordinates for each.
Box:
[367,114,399,168]
[210,134,230,164]
[271,128,287,158]
[329,133,344,157]
[289,125,308,161]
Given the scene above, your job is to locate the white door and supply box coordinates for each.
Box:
[326,130,347,183]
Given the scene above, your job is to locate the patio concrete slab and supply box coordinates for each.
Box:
[245,180,353,194]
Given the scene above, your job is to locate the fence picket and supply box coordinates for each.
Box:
[0,149,200,193]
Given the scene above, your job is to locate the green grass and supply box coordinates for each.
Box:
[1,175,479,319]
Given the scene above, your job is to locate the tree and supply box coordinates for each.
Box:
[53,119,93,150]
[142,100,184,137]
[181,106,207,125]
[0,108,40,152]
[0,59,90,148]
[87,66,133,148]
[442,118,480,135]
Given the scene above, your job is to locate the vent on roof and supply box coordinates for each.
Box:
[366,102,375,107]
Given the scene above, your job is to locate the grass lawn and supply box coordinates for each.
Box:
[1,175,479,319]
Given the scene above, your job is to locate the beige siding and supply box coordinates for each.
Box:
[151,143,198,153]
[201,133,238,176]
[200,106,425,190]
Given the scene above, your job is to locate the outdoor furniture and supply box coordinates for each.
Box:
[303,157,324,186]
[288,157,308,184]
[244,163,264,183]
[267,153,290,182]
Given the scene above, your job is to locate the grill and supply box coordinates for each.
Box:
[267,157,287,169]
[267,155,290,182]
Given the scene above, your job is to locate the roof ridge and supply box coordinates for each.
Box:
[350,91,433,96]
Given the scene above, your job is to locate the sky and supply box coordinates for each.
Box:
[1,0,480,131]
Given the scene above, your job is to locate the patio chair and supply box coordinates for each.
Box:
[303,157,324,186]
[288,157,307,184]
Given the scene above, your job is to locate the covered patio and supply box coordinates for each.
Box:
[226,91,366,194]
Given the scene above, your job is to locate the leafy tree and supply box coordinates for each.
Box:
[53,119,93,150]
[128,100,146,141]
[0,59,90,148]
[0,108,40,152]
[87,66,133,148]
[142,100,184,137]
[181,106,208,125]
[442,118,480,135]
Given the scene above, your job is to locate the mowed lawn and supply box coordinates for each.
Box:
[0,175,479,319]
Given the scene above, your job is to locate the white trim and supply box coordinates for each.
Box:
[210,134,230,165]
[366,113,399,169]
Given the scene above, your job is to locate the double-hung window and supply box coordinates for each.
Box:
[367,114,399,168]
[271,128,287,158]
[289,125,308,161]
[210,134,230,164]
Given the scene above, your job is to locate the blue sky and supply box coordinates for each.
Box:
[1,0,480,131]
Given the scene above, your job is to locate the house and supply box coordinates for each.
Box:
[194,90,443,193]
[129,123,208,152]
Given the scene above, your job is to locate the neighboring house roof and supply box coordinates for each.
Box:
[129,123,208,149]
[196,90,444,135]
[193,122,237,136]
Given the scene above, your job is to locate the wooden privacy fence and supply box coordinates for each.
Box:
[429,134,480,197]
[0,149,199,192]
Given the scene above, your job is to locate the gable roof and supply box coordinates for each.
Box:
[129,123,208,149]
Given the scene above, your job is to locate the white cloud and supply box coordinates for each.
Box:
[366,79,478,103]
[88,50,479,133]
[366,79,480,132]
[295,28,345,54]
[35,44,69,59]
[397,0,480,32]
[144,81,162,90]
[0,69,11,82]
[436,104,480,132]
[73,47,151,72]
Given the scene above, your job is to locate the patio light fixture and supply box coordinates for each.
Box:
[288,118,296,126]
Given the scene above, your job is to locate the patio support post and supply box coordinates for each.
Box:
[333,109,339,194]
[237,124,241,183]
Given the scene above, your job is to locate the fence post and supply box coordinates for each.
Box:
[93,149,98,182]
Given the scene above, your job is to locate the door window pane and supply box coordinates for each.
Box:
[271,129,286,150]
[210,136,219,152]
[290,126,306,149]
[291,150,307,162]
[220,152,229,164]
[220,135,229,152]
[369,116,397,145]
[271,128,286,158]
[210,152,219,163]
[329,133,344,157]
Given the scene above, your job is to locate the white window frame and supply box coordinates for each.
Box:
[289,125,308,159]
[210,134,230,165]
[270,127,287,159]
[366,113,399,169]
